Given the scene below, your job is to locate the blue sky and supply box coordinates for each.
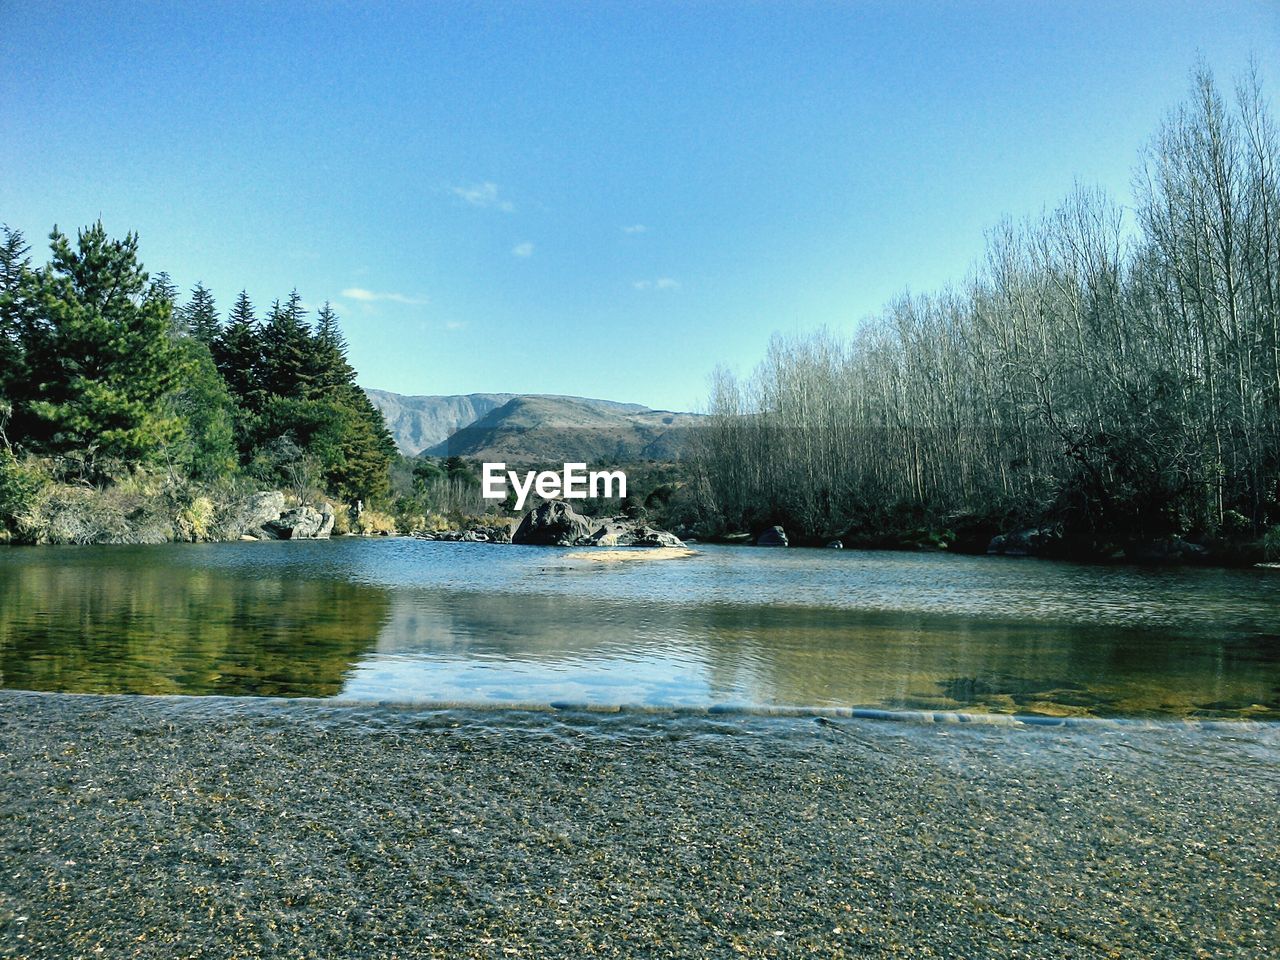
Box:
[3,2,1277,412]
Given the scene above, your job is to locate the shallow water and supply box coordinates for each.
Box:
[1,539,1277,718]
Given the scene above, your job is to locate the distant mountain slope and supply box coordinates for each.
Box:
[364,388,671,457]
[427,395,701,464]
[365,390,517,455]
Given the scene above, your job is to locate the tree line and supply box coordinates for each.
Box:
[0,220,395,534]
[693,67,1280,555]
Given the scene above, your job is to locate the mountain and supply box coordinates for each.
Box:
[364,390,518,455]
[425,395,701,464]
[364,389,688,459]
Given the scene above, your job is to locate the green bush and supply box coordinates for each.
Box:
[0,452,51,537]
[1263,525,1280,562]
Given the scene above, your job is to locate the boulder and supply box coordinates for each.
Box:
[630,526,684,548]
[512,503,684,548]
[986,527,1060,557]
[756,526,789,547]
[263,503,335,540]
[238,490,286,537]
[512,500,597,546]
[585,517,683,548]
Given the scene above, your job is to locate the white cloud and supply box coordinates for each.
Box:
[340,287,428,305]
[445,320,467,330]
[512,242,535,258]
[452,181,515,212]
[621,224,647,234]
[633,277,680,291]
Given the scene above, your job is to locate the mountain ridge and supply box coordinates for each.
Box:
[364,388,697,460]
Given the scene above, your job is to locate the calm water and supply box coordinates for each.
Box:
[1,539,1278,719]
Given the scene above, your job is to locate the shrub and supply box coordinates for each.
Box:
[175,495,215,542]
[1263,525,1280,562]
[0,452,52,538]
[354,509,398,536]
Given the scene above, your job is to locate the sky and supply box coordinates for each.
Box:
[3,2,1278,412]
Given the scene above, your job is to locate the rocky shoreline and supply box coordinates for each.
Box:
[1,692,1277,959]
[413,500,684,550]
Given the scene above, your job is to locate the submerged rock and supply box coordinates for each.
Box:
[756,526,789,547]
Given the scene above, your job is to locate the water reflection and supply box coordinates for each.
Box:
[1,541,1277,718]
[0,547,387,697]
[343,590,1280,718]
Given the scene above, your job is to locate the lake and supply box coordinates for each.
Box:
[1,539,1277,719]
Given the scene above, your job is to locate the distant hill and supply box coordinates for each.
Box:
[364,389,695,461]
[425,395,701,464]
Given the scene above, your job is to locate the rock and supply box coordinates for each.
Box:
[631,526,684,548]
[414,522,512,544]
[264,503,335,540]
[826,540,844,549]
[485,524,513,544]
[756,526,789,547]
[238,491,286,537]
[512,500,597,546]
[986,527,1060,557]
[239,534,258,542]
[586,517,683,548]
[1127,537,1210,564]
[512,502,683,548]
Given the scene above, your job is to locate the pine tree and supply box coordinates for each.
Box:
[211,290,263,407]
[149,271,179,309]
[260,290,314,398]
[168,338,239,481]
[20,222,189,476]
[182,282,221,344]
[0,225,31,415]
[310,301,357,395]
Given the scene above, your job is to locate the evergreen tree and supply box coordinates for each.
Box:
[260,290,314,398]
[148,271,179,309]
[167,338,239,481]
[20,222,189,477]
[181,282,221,344]
[310,301,357,395]
[212,290,263,407]
[0,225,31,417]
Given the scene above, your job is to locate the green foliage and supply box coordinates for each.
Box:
[0,451,50,537]
[180,282,220,344]
[166,339,239,481]
[18,223,189,478]
[0,221,397,531]
[1263,526,1280,562]
[260,291,313,398]
[212,291,263,408]
[247,391,394,504]
[0,224,32,408]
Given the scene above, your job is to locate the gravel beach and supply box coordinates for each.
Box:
[1,692,1277,959]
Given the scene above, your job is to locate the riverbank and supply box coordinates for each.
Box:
[2,692,1276,959]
